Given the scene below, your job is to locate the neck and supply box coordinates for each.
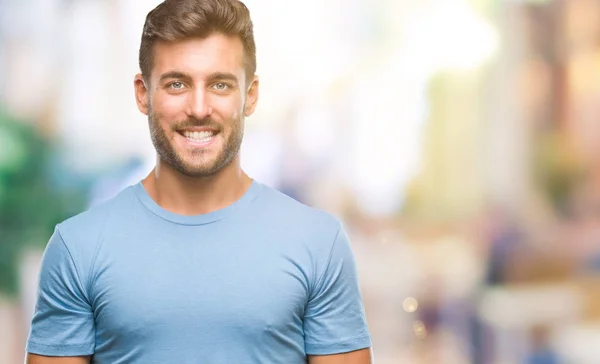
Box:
[142,155,252,216]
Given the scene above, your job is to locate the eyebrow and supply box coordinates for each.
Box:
[158,71,239,84]
[158,71,193,84]
[206,72,239,84]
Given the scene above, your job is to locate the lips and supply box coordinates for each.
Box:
[181,130,215,143]
[174,126,221,148]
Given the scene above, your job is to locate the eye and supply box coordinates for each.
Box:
[169,81,185,90]
[212,82,230,91]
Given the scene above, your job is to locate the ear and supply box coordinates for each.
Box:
[244,75,259,117]
[134,73,150,115]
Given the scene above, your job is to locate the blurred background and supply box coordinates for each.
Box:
[1,0,600,362]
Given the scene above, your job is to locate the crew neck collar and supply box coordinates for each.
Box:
[133,179,261,226]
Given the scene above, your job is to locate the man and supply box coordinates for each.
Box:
[26,0,373,363]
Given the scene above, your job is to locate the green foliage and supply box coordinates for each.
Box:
[0,110,86,297]
[533,131,584,215]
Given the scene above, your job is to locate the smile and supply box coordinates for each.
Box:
[181,130,215,143]
[175,128,220,148]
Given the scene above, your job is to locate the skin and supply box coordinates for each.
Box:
[27,32,372,364]
[26,357,91,364]
[137,33,258,216]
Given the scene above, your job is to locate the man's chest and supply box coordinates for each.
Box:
[89,232,310,344]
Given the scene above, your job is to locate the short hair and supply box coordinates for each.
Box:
[139,0,256,82]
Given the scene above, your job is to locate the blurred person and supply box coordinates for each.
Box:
[470,207,524,363]
[24,1,372,363]
[525,326,559,364]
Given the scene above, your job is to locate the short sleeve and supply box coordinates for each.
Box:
[303,226,372,355]
[26,226,95,356]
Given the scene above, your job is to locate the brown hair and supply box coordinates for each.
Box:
[139,0,256,82]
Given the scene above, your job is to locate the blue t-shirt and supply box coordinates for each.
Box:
[27,180,371,363]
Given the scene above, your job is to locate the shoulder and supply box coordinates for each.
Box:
[256,183,342,227]
[253,182,344,243]
[55,184,137,257]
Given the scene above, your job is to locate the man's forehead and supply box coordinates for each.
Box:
[152,34,246,79]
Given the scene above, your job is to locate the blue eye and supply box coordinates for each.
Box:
[170,82,185,89]
[213,83,229,91]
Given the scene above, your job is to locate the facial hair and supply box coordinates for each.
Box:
[148,108,244,178]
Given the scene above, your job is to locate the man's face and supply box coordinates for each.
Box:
[134,33,259,177]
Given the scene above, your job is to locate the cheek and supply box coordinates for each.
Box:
[152,94,187,122]
[212,94,244,121]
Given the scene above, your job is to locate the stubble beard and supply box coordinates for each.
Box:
[148,108,245,178]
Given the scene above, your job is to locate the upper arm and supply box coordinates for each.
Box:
[308,348,373,364]
[26,227,96,357]
[303,224,372,355]
[26,354,91,364]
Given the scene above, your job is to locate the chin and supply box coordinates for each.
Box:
[166,147,237,178]
[178,159,226,177]
[175,166,217,178]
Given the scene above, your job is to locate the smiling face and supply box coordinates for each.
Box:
[134,33,259,178]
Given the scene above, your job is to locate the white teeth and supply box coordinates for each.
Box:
[182,130,215,143]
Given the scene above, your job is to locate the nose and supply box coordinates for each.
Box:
[187,88,212,119]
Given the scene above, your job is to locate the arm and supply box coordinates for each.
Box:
[303,224,372,359]
[26,354,91,364]
[26,227,96,358]
[309,348,373,364]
